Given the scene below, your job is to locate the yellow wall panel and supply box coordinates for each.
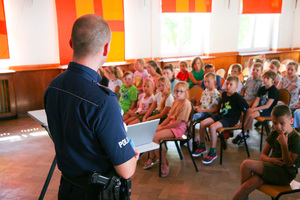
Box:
[75,0,95,17]
[106,32,124,62]
[195,0,206,12]
[176,0,189,12]
[102,0,123,20]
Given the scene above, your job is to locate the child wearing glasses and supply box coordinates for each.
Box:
[143,81,192,177]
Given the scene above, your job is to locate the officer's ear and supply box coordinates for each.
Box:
[103,43,110,57]
[69,39,73,49]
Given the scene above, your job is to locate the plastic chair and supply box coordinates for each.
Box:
[257,180,300,200]
[257,89,291,151]
[216,69,225,79]
[189,86,203,100]
[158,103,198,177]
[217,108,250,164]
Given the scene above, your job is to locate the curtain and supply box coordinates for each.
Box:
[161,0,212,13]
[242,0,282,14]
[0,0,9,59]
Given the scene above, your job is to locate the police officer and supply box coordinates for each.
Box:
[44,14,139,200]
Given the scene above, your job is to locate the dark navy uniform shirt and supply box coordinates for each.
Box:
[44,62,135,177]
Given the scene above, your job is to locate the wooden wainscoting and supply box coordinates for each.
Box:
[0,70,17,118]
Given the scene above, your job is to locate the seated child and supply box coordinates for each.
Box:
[104,66,123,100]
[133,59,149,94]
[163,64,179,96]
[278,61,300,109]
[200,64,222,91]
[196,76,249,164]
[143,81,192,177]
[146,60,162,92]
[188,57,204,88]
[119,71,138,114]
[233,70,279,145]
[192,72,221,157]
[143,76,174,123]
[176,60,189,82]
[240,63,263,106]
[268,59,281,88]
[232,105,300,200]
[246,54,266,78]
[222,64,244,93]
[293,101,300,132]
[123,79,155,125]
[97,67,109,87]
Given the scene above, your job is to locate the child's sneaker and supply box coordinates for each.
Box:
[202,153,217,164]
[232,134,243,144]
[237,134,250,145]
[192,147,207,157]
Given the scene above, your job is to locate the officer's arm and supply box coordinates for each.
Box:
[114,147,140,179]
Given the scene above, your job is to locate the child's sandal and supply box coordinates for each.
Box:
[161,160,169,177]
[143,157,159,170]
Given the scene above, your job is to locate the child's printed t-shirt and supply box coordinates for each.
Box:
[108,78,123,92]
[119,84,138,114]
[134,69,149,88]
[221,80,243,93]
[243,77,263,102]
[168,99,192,123]
[257,85,279,113]
[154,92,174,110]
[176,71,189,81]
[280,75,300,109]
[218,92,249,123]
[200,88,221,111]
[136,93,155,113]
[275,73,281,84]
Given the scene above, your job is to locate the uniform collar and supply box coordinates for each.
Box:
[68,62,102,83]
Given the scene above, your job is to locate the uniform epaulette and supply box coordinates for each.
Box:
[96,82,116,96]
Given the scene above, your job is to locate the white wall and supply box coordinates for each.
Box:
[0,0,59,69]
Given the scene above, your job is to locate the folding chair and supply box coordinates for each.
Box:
[158,103,198,177]
[257,89,290,151]
[217,109,250,164]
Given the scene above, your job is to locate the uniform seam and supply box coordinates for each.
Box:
[48,86,99,107]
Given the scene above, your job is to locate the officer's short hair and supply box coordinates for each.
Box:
[72,14,111,58]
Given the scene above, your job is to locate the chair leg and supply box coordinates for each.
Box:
[242,130,250,158]
[260,121,265,152]
[175,141,183,160]
[159,142,163,177]
[186,140,198,172]
[219,132,223,165]
[164,142,168,150]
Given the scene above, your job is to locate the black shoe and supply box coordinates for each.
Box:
[237,134,250,145]
[232,134,242,144]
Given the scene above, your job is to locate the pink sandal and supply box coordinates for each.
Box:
[161,161,169,177]
[143,158,159,170]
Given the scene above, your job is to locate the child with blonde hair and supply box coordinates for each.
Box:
[143,81,192,177]
[97,67,109,87]
[146,60,162,92]
[268,59,281,88]
[119,71,138,114]
[123,78,155,125]
[277,61,300,109]
[188,57,204,88]
[176,60,189,82]
[133,59,149,94]
[222,64,244,93]
[104,66,123,99]
[143,76,174,123]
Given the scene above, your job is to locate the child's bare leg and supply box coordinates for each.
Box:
[153,129,174,164]
[199,118,215,143]
[128,118,141,125]
[232,160,264,200]
[244,111,260,132]
[123,113,130,121]
[209,121,223,148]
[125,116,138,125]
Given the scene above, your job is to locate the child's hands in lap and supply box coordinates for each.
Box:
[268,157,285,166]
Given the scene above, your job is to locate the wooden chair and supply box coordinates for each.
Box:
[257,180,300,200]
[216,69,225,79]
[158,103,198,177]
[189,85,203,101]
[217,109,250,164]
[257,89,291,151]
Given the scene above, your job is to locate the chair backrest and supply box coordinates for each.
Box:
[189,86,203,100]
[216,69,225,78]
[278,89,291,106]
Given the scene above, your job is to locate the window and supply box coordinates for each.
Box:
[161,13,210,57]
[238,14,278,52]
